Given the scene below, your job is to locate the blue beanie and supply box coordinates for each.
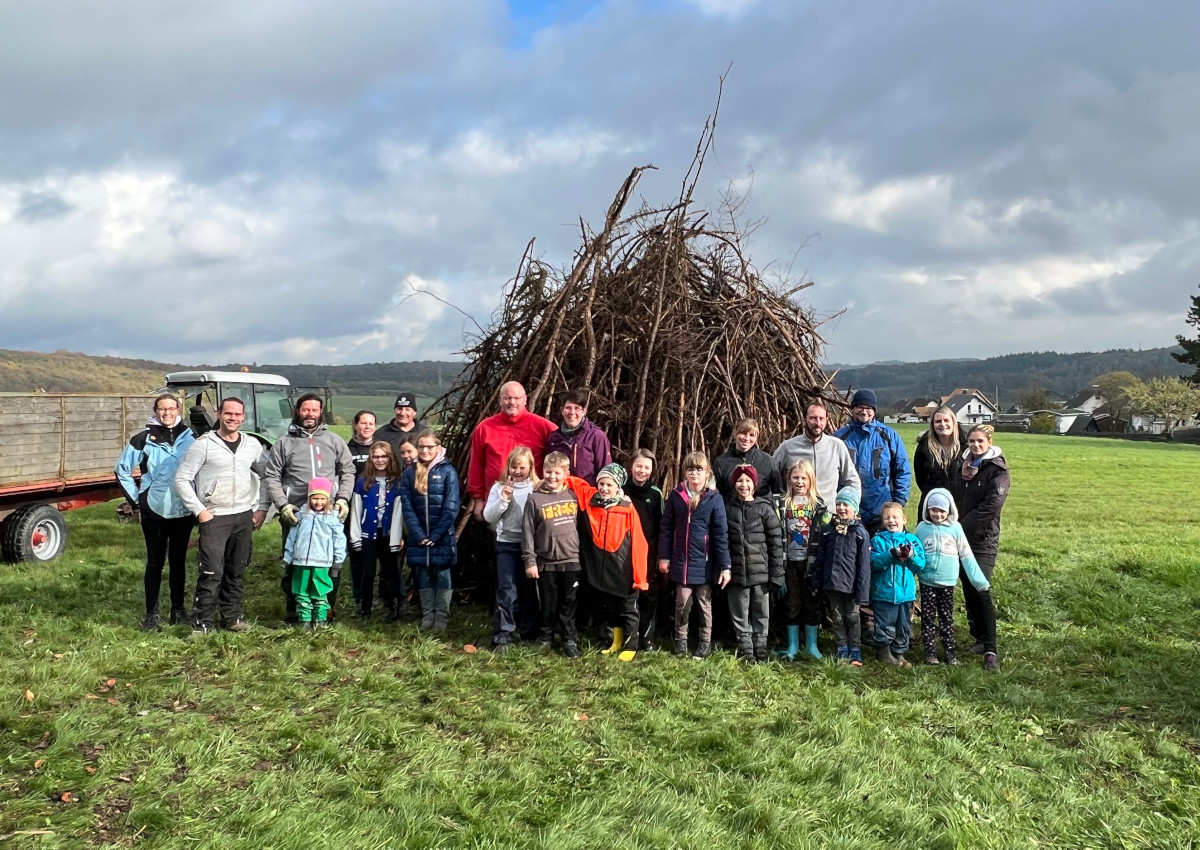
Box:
[835,486,860,513]
[926,491,951,514]
[850,389,877,410]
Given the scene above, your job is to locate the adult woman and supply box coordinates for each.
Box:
[346,410,378,477]
[913,406,964,516]
[115,394,197,631]
[950,424,1010,656]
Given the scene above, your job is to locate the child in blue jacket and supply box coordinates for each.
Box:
[284,477,348,631]
[914,488,997,670]
[869,502,927,667]
[811,487,872,666]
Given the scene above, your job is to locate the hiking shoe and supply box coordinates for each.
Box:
[168,608,189,626]
[692,642,712,659]
[924,654,941,666]
[300,621,314,632]
[142,611,162,632]
[849,648,863,667]
[834,645,850,664]
[562,642,581,658]
[945,654,960,666]
[223,619,252,633]
[673,639,689,657]
[492,642,511,655]
[968,642,986,655]
[983,652,999,672]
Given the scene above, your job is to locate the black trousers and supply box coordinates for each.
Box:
[961,551,998,654]
[537,570,580,643]
[193,511,253,627]
[594,587,640,651]
[141,510,195,612]
[359,538,401,613]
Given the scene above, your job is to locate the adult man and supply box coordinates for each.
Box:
[174,397,268,633]
[544,390,612,486]
[835,389,911,534]
[376,392,424,456]
[772,401,860,505]
[713,417,783,500]
[467,381,556,521]
[262,394,356,621]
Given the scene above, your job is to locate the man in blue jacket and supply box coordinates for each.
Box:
[835,389,912,534]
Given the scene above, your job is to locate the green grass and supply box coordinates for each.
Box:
[3,432,1200,848]
[331,396,434,426]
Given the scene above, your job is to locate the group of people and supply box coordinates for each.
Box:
[115,383,1010,669]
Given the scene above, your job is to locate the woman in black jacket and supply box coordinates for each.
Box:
[951,423,1010,654]
[913,406,964,515]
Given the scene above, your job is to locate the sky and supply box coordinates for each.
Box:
[1,0,1198,367]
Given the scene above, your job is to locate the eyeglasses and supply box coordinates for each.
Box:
[417,444,438,450]
[685,467,706,473]
[155,406,178,413]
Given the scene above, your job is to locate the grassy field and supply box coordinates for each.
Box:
[330,397,434,426]
[3,430,1200,848]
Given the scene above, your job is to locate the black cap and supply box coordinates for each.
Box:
[394,392,416,410]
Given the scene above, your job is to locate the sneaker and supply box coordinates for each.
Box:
[642,639,658,653]
[191,623,213,636]
[142,611,162,632]
[535,638,553,650]
[849,648,863,667]
[300,621,314,632]
[924,654,941,666]
[223,619,252,633]
[945,654,960,666]
[983,652,999,671]
[673,639,689,657]
[834,645,850,663]
[492,642,510,655]
[692,642,712,659]
[968,642,986,655]
[168,608,189,625]
[562,642,581,658]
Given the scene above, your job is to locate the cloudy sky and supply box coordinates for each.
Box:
[2,0,1197,366]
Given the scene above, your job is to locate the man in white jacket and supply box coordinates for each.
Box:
[174,397,268,634]
[772,401,861,507]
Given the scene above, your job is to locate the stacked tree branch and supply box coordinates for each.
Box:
[427,102,845,487]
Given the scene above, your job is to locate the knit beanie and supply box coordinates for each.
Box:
[308,477,334,498]
[850,388,877,410]
[834,486,860,513]
[596,463,627,488]
[926,491,951,514]
[730,464,758,490]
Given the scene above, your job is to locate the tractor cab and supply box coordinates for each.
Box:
[159,371,332,446]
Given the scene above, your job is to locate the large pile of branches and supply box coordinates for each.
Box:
[427,103,845,488]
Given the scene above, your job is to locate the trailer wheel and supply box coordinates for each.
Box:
[2,504,69,563]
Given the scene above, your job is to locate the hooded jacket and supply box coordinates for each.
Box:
[624,478,664,567]
[115,417,196,519]
[810,518,871,605]
[659,482,732,586]
[400,448,460,569]
[522,485,581,570]
[713,444,784,500]
[834,419,912,526]
[913,488,989,590]
[346,436,377,478]
[950,447,1010,557]
[284,505,348,568]
[173,430,268,517]
[566,476,648,596]
[349,475,405,548]
[869,530,927,604]
[772,432,861,509]
[263,422,356,510]
[724,496,785,588]
[545,418,612,485]
[483,478,536,544]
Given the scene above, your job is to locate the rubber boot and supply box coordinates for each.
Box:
[803,625,823,660]
[433,589,451,633]
[602,627,624,655]
[876,645,899,665]
[418,589,435,630]
[736,638,755,664]
[775,624,801,660]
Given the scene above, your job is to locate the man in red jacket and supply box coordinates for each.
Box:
[468,382,556,521]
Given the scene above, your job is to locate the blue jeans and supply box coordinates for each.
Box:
[493,542,540,644]
[872,600,913,654]
[413,563,451,591]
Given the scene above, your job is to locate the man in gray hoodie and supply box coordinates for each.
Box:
[261,394,356,622]
[772,401,861,506]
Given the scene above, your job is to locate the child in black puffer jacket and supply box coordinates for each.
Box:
[725,465,785,663]
[811,486,871,666]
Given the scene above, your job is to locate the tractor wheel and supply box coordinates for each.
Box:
[2,504,69,563]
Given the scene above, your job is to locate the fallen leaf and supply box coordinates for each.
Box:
[136,710,150,717]
[34,759,45,769]
[105,679,116,687]
[53,653,63,660]
[463,644,478,654]
[23,638,34,646]
[253,760,273,771]
[574,712,589,722]
[59,791,76,803]
[85,766,96,775]
[106,698,121,706]
[84,694,99,700]
[23,689,34,702]
[346,649,361,658]
[124,683,132,689]
[116,774,132,783]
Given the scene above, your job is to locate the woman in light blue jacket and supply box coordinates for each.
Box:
[115,394,196,631]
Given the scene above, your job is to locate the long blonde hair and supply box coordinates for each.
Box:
[683,451,709,510]
[926,406,961,467]
[785,458,820,508]
[498,445,540,489]
[414,429,440,495]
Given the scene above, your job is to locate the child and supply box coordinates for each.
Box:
[566,464,649,661]
[398,440,418,469]
[484,445,540,653]
[777,458,828,660]
[284,477,347,631]
[400,429,460,633]
[659,452,731,659]
[522,452,583,657]
[914,488,998,670]
[625,449,665,651]
[349,443,405,620]
[810,486,871,665]
[725,465,785,663]
[869,502,927,666]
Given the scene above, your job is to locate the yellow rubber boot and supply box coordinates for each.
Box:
[601,627,624,655]
[617,649,637,662]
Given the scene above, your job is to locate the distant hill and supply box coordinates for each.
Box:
[832,347,1189,408]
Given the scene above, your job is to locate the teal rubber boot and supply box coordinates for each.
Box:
[775,624,801,660]
[804,625,823,660]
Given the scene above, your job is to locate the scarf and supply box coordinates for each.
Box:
[832,516,853,536]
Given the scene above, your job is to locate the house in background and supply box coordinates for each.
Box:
[1063,385,1106,414]
[939,388,997,426]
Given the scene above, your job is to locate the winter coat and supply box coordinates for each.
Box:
[466,410,556,501]
[810,520,871,605]
[545,418,612,485]
[483,478,535,544]
[376,419,426,458]
[834,420,912,526]
[913,427,965,514]
[173,431,268,517]
[115,418,196,519]
[566,477,649,596]
[713,444,784,500]
[771,432,861,508]
[780,497,829,563]
[869,530,926,604]
[400,449,461,569]
[263,423,356,510]
[913,488,989,590]
[658,483,732,586]
[624,479,664,568]
[950,447,1010,557]
[724,496,785,588]
[284,505,347,569]
[349,476,404,549]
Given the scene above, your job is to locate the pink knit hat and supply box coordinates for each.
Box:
[308,477,334,498]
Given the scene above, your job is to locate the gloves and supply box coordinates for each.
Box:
[280,504,298,523]
[775,581,788,600]
[888,547,900,559]
[897,543,913,561]
[335,498,349,522]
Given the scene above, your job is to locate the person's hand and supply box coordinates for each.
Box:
[775,581,788,600]
[501,477,514,501]
[717,569,732,589]
[898,543,913,561]
[252,510,266,530]
[525,565,539,580]
[888,547,901,560]
[658,559,670,575]
[471,499,485,522]
[421,538,433,547]
[335,499,349,522]
[198,509,214,524]
[280,504,298,524]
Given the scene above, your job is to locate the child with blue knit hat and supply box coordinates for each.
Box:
[810,485,872,665]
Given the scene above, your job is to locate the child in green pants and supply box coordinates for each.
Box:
[284,477,347,630]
